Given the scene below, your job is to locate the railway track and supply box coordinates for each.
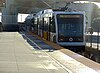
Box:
[21,32,73,73]
[19,32,100,73]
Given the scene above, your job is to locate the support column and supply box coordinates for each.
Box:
[2,0,19,31]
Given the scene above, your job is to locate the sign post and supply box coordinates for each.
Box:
[88,27,93,48]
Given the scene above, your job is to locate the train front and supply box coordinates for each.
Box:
[56,12,86,50]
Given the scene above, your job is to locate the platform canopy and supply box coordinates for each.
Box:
[0,0,100,13]
[14,0,100,13]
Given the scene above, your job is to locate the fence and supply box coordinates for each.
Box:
[86,27,100,50]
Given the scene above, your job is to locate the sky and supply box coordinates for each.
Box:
[74,1,100,8]
[0,13,29,22]
[0,13,2,22]
[93,2,100,8]
[17,13,29,22]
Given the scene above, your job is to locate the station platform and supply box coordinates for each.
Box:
[0,32,100,73]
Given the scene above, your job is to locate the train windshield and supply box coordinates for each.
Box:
[57,14,84,42]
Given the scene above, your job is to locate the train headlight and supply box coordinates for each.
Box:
[59,38,64,41]
[78,38,82,41]
[59,37,64,41]
[69,38,73,42]
[78,37,83,41]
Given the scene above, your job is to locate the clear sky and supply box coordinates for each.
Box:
[93,2,100,8]
[17,13,29,22]
[0,13,2,22]
[74,1,100,8]
[0,13,29,22]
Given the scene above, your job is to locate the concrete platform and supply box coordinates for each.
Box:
[0,32,99,73]
[0,32,70,73]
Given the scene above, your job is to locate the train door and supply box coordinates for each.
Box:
[43,17,51,40]
[50,16,56,42]
[39,19,42,36]
[43,17,48,40]
[42,18,44,38]
[37,18,39,35]
[47,17,51,41]
[46,17,50,41]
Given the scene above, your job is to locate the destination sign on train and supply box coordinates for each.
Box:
[58,15,81,18]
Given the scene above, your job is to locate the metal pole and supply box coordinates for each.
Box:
[90,32,92,48]
[97,28,99,50]
[88,27,93,48]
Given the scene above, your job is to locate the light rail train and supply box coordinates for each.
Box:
[26,9,86,52]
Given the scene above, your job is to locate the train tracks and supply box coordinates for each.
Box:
[19,32,100,73]
[21,32,73,73]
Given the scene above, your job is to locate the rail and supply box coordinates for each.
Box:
[19,32,99,73]
[22,33,73,73]
[86,28,100,50]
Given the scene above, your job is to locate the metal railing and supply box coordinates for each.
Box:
[86,27,100,50]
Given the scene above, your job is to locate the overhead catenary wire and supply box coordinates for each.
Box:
[41,0,52,8]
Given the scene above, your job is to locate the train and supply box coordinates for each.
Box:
[25,9,86,52]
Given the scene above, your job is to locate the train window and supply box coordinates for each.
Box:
[42,18,44,30]
[50,16,56,33]
[39,20,43,29]
[44,18,48,31]
[57,14,83,36]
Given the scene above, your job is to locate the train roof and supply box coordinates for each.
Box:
[53,11,85,14]
[25,14,34,20]
[34,9,85,18]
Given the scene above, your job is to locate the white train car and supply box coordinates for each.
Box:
[32,9,86,52]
